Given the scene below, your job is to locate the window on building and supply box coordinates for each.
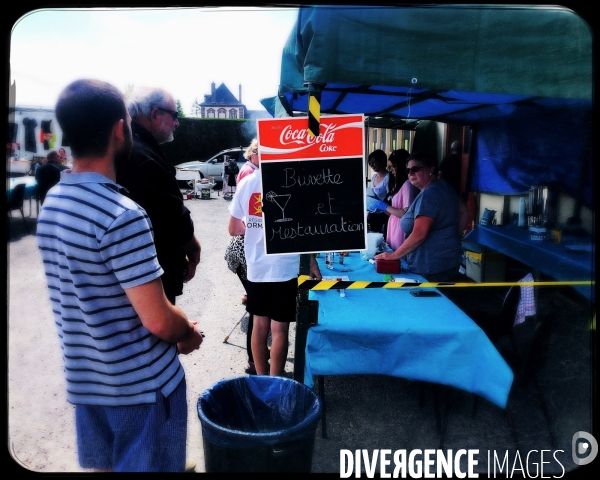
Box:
[218,108,226,118]
[207,109,215,118]
[229,109,237,119]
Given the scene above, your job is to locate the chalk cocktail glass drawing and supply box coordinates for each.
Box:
[266,191,292,222]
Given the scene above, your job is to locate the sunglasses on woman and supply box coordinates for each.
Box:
[406,165,426,175]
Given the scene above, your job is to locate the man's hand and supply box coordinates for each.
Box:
[177,321,203,354]
[182,236,201,282]
[309,254,322,280]
[183,255,198,282]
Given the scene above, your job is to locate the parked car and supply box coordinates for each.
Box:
[175,147,247,186]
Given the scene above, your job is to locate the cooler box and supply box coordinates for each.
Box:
[462,240,506,283]
[375,259,401,274]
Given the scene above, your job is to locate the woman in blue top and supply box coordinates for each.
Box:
[366,149,390,234]
[375,151,466,282]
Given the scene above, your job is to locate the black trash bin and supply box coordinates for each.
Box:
[197,375,322,472]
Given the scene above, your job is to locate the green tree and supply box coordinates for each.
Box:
[123,83,135,100]
[190,98,201,117]
[176,99,185,118]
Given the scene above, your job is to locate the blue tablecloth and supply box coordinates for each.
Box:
[305,253,514,409]
[7,176,38,198]
[465,224,594,301]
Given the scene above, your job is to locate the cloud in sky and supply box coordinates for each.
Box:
[9,6,299,113]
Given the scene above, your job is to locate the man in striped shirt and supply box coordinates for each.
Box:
[36,79,203,472]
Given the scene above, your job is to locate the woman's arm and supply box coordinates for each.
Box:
[385,205,408,219]
[228,215,246,236]
[386,180,415,218]
[374,215,435,260]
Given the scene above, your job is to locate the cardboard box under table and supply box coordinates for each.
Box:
[462,240,506,283]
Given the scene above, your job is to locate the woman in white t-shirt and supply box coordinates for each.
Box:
[224,139,259,374]
[228,167,321,377]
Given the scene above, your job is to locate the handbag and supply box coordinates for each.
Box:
[224,234,246,274]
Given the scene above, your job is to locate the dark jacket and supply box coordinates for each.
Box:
[35,161,68,204]
[439,153,462,197]
[116,121,195,299]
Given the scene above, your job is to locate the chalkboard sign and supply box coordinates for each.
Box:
[257,115,366,255]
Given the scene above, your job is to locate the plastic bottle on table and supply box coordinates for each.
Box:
[336,277,346,297]
[325,252,334,270]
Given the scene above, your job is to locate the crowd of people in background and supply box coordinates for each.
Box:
[33,75,470,472]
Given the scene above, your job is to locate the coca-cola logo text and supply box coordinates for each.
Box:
[280,123,336,146]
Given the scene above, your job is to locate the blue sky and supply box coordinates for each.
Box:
[9,6,299,113]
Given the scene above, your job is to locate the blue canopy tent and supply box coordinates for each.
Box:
[261,5,593,213]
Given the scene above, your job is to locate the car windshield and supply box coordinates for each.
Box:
[175,149,244,168]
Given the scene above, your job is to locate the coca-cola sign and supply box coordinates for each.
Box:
[257,114,367,255]
[257,114,364,161]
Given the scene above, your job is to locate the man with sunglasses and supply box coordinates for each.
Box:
[117,87,201,305]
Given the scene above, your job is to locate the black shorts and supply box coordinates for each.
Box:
[245,278,297,322]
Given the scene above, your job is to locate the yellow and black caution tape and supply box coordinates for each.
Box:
[297,275,595,290]
[307,91,321,137]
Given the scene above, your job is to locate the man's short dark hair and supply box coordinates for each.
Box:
[55,79,127,158]
[46,151,60,163]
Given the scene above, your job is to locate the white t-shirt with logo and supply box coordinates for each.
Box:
[228,170,300,282]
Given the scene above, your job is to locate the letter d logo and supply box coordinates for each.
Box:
[572,431,598,466]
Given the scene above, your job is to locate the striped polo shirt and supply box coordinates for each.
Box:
[36,171,184,406]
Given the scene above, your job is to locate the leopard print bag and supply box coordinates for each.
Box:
[224,234,246,275]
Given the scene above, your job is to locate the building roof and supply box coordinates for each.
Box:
[200,83,242,106]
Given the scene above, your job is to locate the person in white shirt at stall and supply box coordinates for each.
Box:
[228,159,322,377]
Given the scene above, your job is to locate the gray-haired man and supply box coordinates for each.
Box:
[117,87,201,304]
